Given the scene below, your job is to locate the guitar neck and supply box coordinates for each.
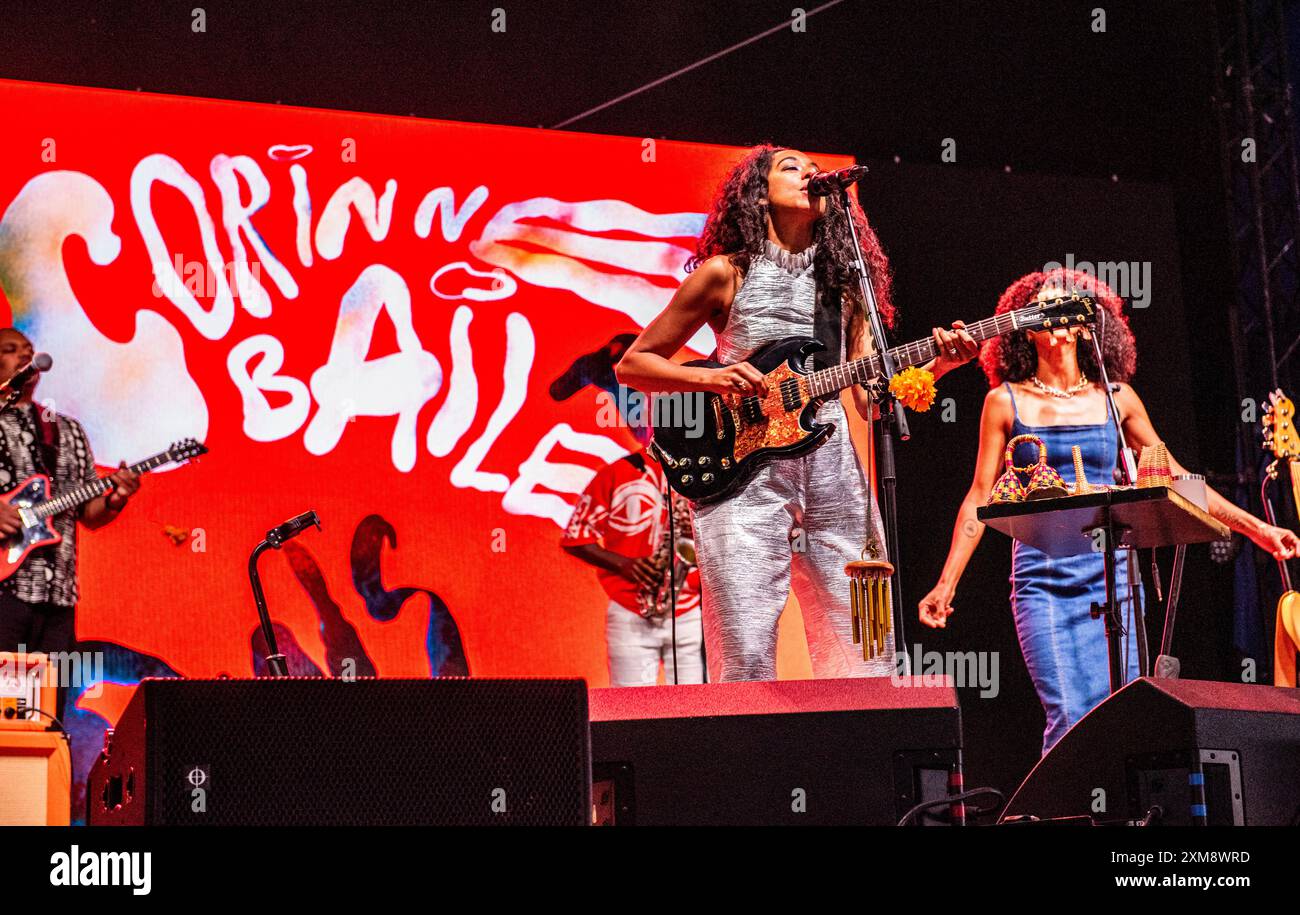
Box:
[35,453,170,520]
[806,310,1019,397]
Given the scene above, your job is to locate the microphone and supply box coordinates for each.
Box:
[3,352,52,390]
[807,165,869,197]
[0,354,53,410]
[265,510,321,547]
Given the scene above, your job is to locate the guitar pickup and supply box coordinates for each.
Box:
[780,378,801,411]
[711,396,725,440]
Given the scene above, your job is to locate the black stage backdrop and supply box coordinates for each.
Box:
[0,0,1252,801]
[861,161,1221,796]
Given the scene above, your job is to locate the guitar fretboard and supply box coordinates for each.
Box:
[36,452,174,520]
[806,310,1032,398]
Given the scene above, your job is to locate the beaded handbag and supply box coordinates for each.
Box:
[988,434,1070,504]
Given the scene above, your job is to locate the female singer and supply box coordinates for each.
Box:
[616,145,978,681]
[918,267,1299,752]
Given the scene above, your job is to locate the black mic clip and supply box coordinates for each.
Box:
[265,510,321,548]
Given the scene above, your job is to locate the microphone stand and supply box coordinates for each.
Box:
[835,186,910,667]
[1091,310,1137,487]
[248,511,322,677]
[1087,313,1148,684]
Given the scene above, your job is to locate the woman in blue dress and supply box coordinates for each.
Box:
[919,268,1299,753]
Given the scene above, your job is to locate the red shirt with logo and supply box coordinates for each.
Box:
[562,452,700,616]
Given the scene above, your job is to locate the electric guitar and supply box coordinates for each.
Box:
[0,438,207,582]
[650,290,1098,504]
[1261,390,1300,687]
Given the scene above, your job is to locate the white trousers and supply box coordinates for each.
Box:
[606,600,705,687]
[691,400,895,681]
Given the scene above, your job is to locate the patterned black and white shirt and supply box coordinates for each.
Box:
[0,405,99,607]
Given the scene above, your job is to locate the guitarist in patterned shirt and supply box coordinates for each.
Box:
[0,328,141,721]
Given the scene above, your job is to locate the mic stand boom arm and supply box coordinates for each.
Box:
[247,511,322,678]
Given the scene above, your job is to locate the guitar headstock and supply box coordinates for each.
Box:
[167,438,209,464]
[1012,286,1098,333]
[1262,389,1300,460]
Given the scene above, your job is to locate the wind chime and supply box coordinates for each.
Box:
[847,551,893,660]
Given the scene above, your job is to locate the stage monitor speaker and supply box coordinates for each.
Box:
[589,676,962,825]
[87,677,591,826]
[1003,677,1300,825]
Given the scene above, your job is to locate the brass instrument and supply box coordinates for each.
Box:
[638,490,696,619]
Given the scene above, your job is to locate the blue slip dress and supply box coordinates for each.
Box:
[1004,381,1142,753]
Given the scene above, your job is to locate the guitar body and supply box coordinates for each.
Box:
[1261,389,1300,686]
[0,474,62,582]
[650,336,835,504]
[1276,590,1300,688]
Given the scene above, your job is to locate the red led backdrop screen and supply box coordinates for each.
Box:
[0,79,864,803]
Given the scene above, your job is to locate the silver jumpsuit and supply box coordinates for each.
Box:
[691,240,894,681]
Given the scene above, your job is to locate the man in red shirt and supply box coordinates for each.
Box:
[562,448,704,686]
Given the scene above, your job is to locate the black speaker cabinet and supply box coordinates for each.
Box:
[590,676,962,825]
[87,677,591,825]
[1004,677,1300,825]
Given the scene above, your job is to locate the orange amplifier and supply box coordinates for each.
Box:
[0,728,71,825]
[0,651,59,729]
[0,652,70,825]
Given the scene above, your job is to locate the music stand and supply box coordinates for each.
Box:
[979,486,1228,694]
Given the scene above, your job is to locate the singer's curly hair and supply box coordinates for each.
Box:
[686,144,896,328]
[980,267,1137,387]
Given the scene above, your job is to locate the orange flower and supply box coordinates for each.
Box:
[888,366,937,412]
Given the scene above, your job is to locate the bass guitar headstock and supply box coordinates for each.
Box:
[1263,389,1300,463]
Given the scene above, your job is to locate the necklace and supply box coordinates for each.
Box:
[1030,374,1089,398]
